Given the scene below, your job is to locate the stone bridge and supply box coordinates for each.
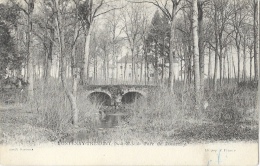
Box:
[84,85,157,106]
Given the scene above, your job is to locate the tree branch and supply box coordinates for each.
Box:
[93,5,126,19]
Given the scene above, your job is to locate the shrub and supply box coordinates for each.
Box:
[28,80,101,134]
[205,84,258,123]
[128,87,185,139]
[30,81,72,133]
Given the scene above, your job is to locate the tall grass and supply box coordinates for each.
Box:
[19,79,260,130]
[123,81,258,142]
[26,79,101,136]
[1,78,258,144]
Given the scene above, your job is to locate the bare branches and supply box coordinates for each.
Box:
[93,5,125,19]
[92,0,104,20]
[10,0,28,15]
[129,0,172,20]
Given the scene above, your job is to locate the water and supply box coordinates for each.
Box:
[98,113,128,129]
[58,110,129,143]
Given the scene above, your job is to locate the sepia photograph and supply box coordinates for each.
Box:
[0,0,259,165]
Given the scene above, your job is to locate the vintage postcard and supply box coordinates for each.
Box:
[0,0,259,165]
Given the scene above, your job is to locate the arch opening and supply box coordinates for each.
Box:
[87,92,111,106]
[121,92,144,104]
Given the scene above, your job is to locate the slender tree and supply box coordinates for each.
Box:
[253,0,258,81]
[192,0,201,109]
[78,0,124,84]
[53,0,81,126]
[133,0,182,90]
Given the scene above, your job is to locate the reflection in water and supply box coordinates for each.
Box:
[98,111,127,129]
[58,110,129,143]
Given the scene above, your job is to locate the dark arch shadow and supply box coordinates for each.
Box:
[87,92,111,106]
[121,92,144,104]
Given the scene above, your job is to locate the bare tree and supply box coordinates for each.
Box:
[78,0,124,84]
[197,0,205,99]
[132,0,182,91]
[121,3,144,83]
[207,45,212,87]
[205,0,233,89]
[254,1,260,114]
[231,0,248,83]
[12,0,35,99]
[53,0,80,126]
[253,0,258,81]
[212,1,219,90]
[192,0,201,109]
[176,7,193,85]
[105,10,124,84]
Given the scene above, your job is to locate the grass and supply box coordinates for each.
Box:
[0,80,258,145]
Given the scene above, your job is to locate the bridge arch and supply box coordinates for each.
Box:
[87,91,112,106]
[121,91,146,104]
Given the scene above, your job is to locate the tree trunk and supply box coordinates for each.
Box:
[250,48,253,81]
[47,28,54,82]
[253,0,258,81]
[94,52,97,82]
[227,51,230,84]
[180,59,182,81]
[131,48,135,82]
[154,41,159,84]
[144,46,148,85]
[243,36,246,82]
[70,20,80,126]
[208,47,211,87]
[27,0,34,100]
[33,62,36,81]
[83,25,93,85]
[193,0,201,109]
[15,26,22,79]
[54,0,79,127]
[223,55,226,84]
[232,53,236,81]
[198,0,204,99]
[213,7,218,91]
[237,46,241,83]
[161,37,165,84]
[168,1,178,91]
[255,1,260,115]
[219,37,223,86]
[140,60,143,83]
[188,45,192,84]
[124,53,127,81]
[106,52,109,84]
[116,56,118,83]
[104,54,107,82]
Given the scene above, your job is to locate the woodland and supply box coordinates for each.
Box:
[0,0,259,145]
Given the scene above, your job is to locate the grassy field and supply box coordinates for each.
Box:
[0,81,258,145]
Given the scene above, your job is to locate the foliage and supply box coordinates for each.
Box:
[0,3,23,81]
[0,22,23,80]
[78,0,92,27]
[146,11,170,69]
[0,3,20,28]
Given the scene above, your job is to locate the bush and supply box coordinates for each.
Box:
[28,80,101,135]
[204,84,258,123]
[128,87,185,139]
[30,82,72,133]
